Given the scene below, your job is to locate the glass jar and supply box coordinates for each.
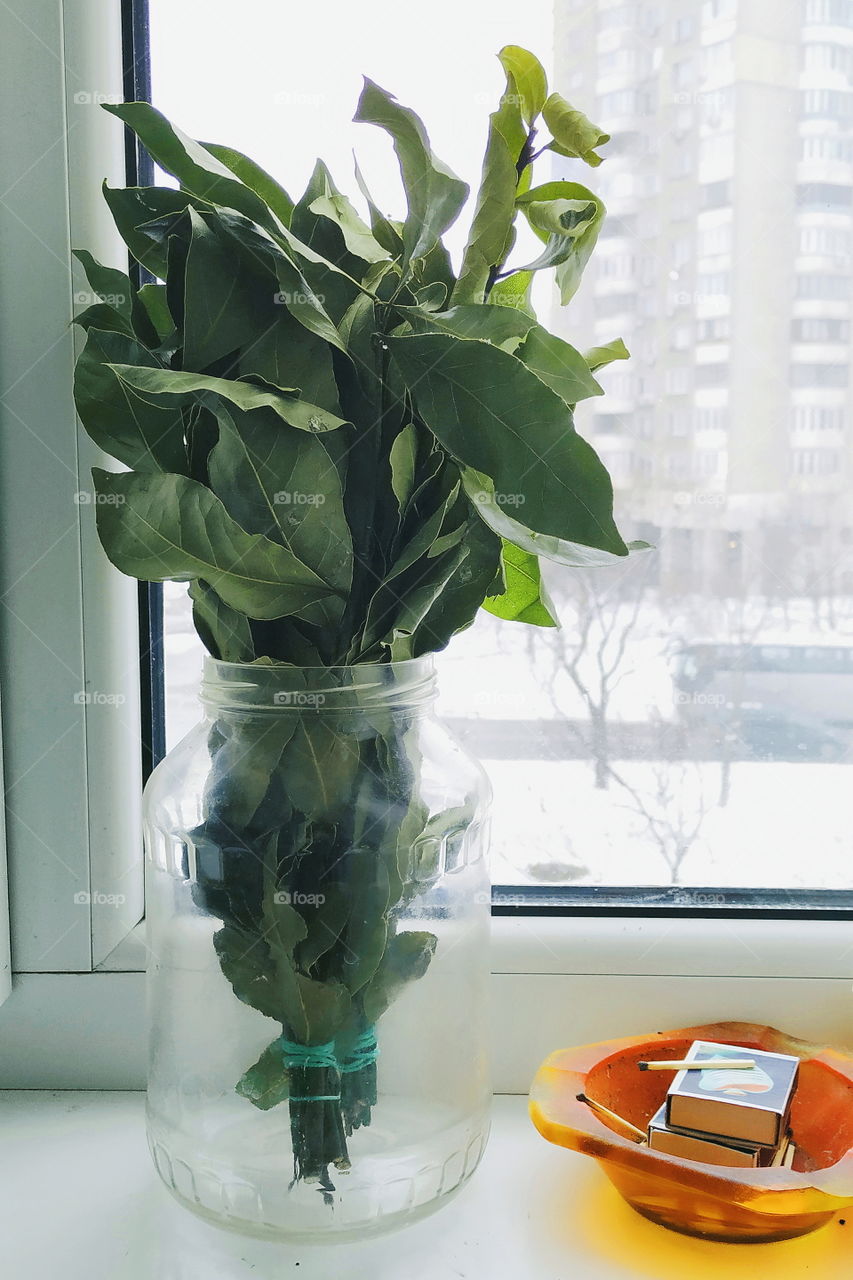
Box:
[143,656,492,1241]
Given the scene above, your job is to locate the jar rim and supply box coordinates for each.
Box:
[200,655,437,712]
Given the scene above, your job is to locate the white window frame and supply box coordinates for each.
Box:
[0,0,851,1092]
[0,0,142,977]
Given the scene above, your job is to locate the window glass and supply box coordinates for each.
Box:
[153,0,853,895]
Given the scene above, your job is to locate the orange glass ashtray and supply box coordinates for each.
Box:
[529,1020,853,1243]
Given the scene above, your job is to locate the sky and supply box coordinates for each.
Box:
[149,0,554,269]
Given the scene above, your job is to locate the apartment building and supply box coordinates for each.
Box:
[554,0,853,599]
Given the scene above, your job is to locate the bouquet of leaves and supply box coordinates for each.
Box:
[73,46,640,1192]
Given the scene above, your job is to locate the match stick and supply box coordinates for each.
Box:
[770,1135,791,1168]
[783,1140,796,1169]
[638,1058,756,1072]
[576,1092,646,1142]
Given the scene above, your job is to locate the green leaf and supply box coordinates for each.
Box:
[482,540,558,626]
[235,1040,290,1110]
[585,337,630,373]
[102,183,204,277]
[356,473,464,656]
[353,154,405,256]
[542,92,610,166]
[516,181,605,304]
[72,249,133,322]
[405,512,502,655]
[107,365,348,433]
[309,191,390,264]
[354,79,468,269]
[452,68,526,305]
[207,401,352,597]
[246,308,342,415]
[361,930,437,1024]
[389,423,418,516]
[498,45,548,126]
[278,719,362,820]
[340,851,390,995]
[517,325,603,404]
[487,268,535,316]
[189,579,256,662]
[387,333,627,557]
[102,102,283,232]
[136,283,174,341]
[403,302,534,350]
[201,140,294,228]
[213,925,286,1022]
[182,208,274,371]
[73,329,187,474]
[463,468,638,568]
[295,884,352,972]
[91,468,340,620]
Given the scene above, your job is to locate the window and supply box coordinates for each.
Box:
[801,136,853,162]
[798,225,852,257]
[796,271,853,297]
[803,43,853,82]
[697,316,731,341]
[791,406,848,430]
[145,0,853,910]
[805,0,853,23]
[694,362,730,386]
[4,0,853,1106]
[790,363,850,386]
[698,223,732,257]
[695,406,730,431]
[701,178,731,208]
[796,181,853,208]
[802,89,853,118]
[696,270,731,298]
[792,317,850,342]
[792,448,842,474]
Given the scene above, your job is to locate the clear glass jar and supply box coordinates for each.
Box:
[143,656,492,1241]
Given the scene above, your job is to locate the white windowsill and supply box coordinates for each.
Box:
[2,1091,851,1278]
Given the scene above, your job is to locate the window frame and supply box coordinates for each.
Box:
[0,0,144,975]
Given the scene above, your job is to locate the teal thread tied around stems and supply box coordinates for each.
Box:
[278,1036,340,1102]
[339,1027,379,1074]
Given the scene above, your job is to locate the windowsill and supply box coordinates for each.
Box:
[2,1092,851,1278]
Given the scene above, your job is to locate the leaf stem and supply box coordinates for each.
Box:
[483,124,538,301]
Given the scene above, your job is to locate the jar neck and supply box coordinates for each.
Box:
[200,656,437,715]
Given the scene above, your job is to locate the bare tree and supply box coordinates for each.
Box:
[612,755,711,885]
[526,556,655,789]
